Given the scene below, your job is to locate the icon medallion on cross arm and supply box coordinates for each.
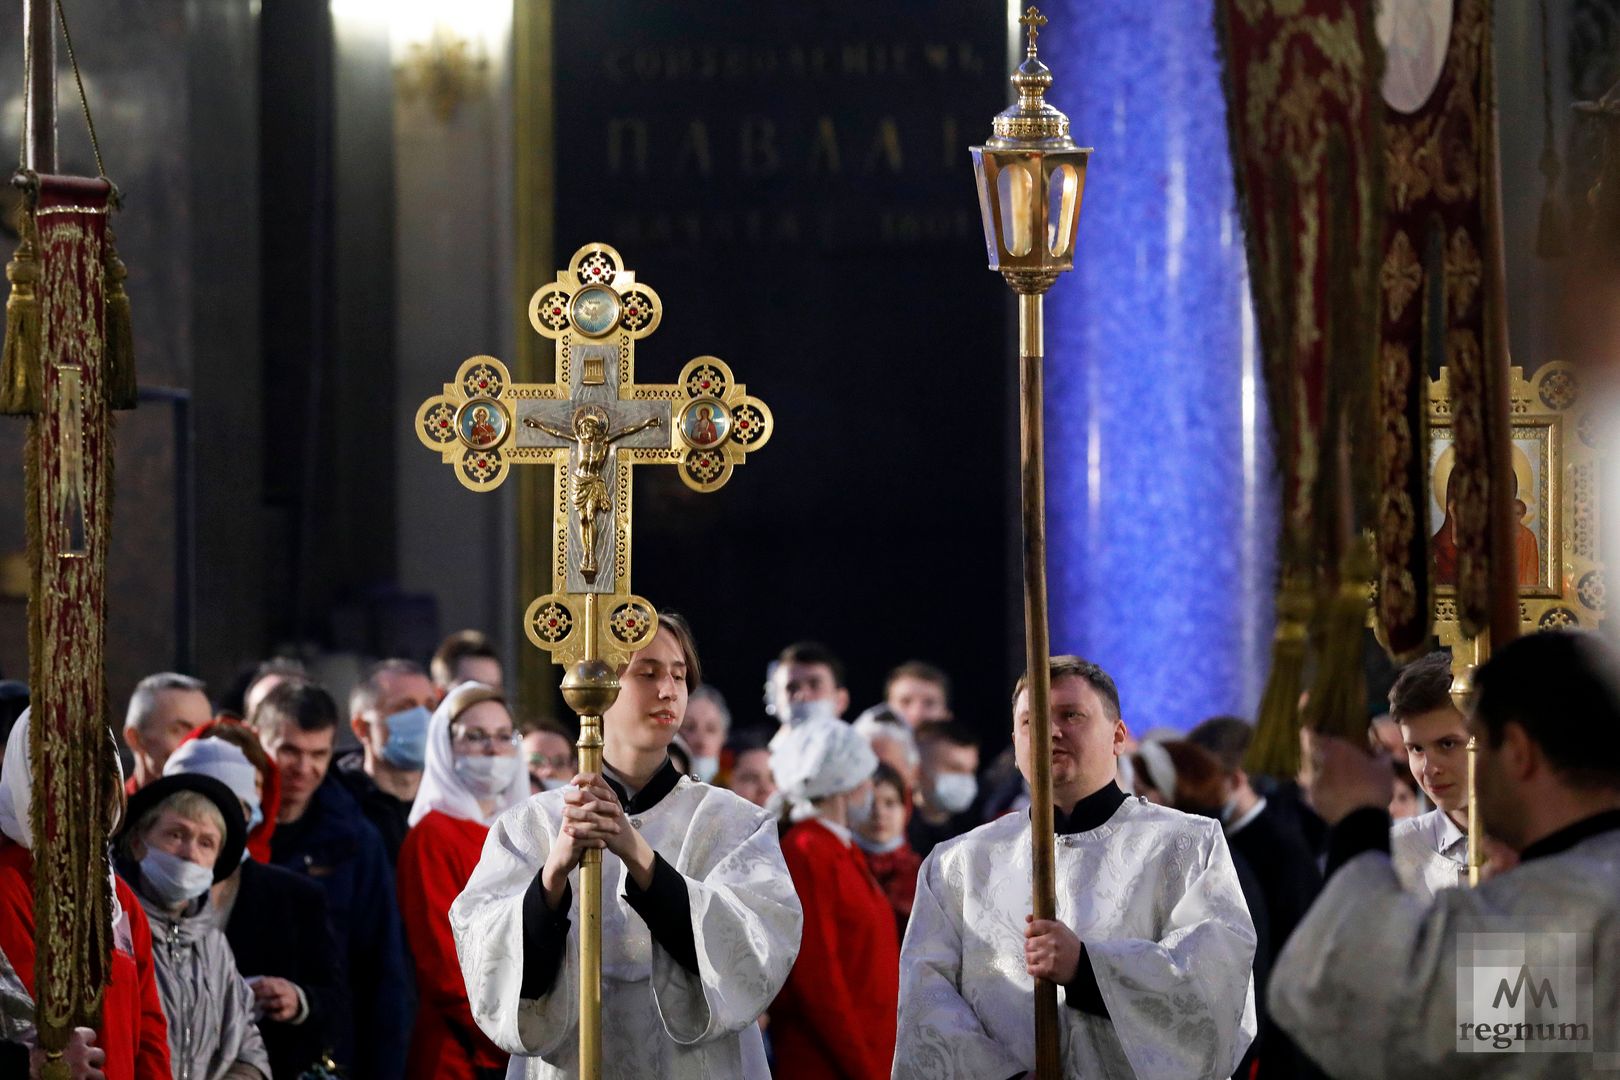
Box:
[414,242,774,668]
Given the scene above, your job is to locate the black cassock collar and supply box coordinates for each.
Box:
[602,755,682,814]
[1049,780,1128,835]
[1518,808,1620,863]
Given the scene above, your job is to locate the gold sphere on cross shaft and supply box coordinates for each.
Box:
[561,660,620,717]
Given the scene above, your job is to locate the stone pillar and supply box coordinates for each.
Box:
[1039,0,1275,732]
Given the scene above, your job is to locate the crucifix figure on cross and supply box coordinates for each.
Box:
[524,405,662,582]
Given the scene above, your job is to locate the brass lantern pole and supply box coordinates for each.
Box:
[1449,633,1489,886]
[970,8,1090,1077]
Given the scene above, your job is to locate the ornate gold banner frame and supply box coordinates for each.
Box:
[1429,362,1605,648]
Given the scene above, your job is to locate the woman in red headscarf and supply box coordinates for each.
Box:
[855,762,923,942]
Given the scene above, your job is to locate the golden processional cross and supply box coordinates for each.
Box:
[414,242,771,1078]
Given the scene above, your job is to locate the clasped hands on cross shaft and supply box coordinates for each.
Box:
[540,774,658,910]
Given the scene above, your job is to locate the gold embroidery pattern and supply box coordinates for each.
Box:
[23,189,120,1052]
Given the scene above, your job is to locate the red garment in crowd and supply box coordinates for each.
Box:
[181,719,282,862]
[0,840,171,1080]
[862,843,922,943]
[772,819,900,1080]
[397,810,508,1080]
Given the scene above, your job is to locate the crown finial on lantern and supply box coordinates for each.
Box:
[986,5,1071,147]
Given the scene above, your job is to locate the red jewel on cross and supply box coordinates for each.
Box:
[628,308,638,316]
[479,379,489,388]
[739,421,750,429]
[477,458,488,468]
[625,619,637,628]
[552,307,562,316]
[440,420,449,427]
[547,618,558,627]
[701,380,711,389]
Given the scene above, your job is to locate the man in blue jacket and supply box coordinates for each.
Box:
[256,678,412,1080]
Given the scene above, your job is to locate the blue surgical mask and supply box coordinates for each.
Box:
[139,847,215,906]
[247,802,264,832]
[379,705,431,771]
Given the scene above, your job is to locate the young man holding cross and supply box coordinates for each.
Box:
[893,656,1256,1078]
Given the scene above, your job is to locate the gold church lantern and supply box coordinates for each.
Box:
[970,6,1090,290]
[969,7,1090,1079]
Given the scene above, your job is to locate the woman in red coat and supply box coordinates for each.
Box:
[397,682,529,1080]
[768,717,899,1080]
[0,711,171,1080]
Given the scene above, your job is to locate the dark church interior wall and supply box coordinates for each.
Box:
[541,0,1019,737]
[0,0,402,712]
[0,0,1608,734]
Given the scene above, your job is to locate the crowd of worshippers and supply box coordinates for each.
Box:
[0,622,1617,1079]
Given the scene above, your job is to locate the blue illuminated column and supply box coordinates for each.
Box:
[1037,1,1274,733]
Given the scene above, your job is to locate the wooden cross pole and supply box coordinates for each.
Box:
[414,242,772,1078]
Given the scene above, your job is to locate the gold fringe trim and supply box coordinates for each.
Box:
[1,211,42,415]
[1302,534,1377,743]
[102,226,135,411]
[1245,572,1312,779]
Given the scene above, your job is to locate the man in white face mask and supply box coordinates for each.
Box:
[115,774,271,1080]
[908,720,982,858]
[767,642,850,750]
[768,715,900,1078]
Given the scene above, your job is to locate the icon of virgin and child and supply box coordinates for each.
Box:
[1432,453,1540,587]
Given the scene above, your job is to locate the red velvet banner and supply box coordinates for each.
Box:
[1217,1,1383,569]
[22,173,121,1043]
[1375,0,1505,654]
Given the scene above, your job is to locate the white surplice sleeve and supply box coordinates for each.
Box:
[1083,819,1258,1080]
[1273,828,1620,1079]
[451,804,579,1059]
[893,849,1027,1080]
[1268,850,1473,1080]
[636,809,803,1044]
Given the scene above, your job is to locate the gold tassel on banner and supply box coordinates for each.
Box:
[1302,533,1377,744]
[1244,571,1312,779]
[102,225,135,411]
[1,208,42,416]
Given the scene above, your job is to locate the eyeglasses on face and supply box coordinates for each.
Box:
[451,726,520,753]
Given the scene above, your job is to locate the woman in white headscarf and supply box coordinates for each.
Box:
[766,715,899,1080]
[0,709,173,1079]
[397,682,529,1080]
